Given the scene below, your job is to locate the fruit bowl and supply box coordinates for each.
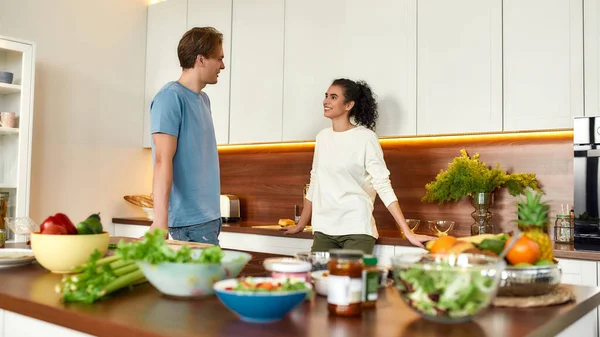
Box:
[391,253,505,323]
[30,231,110,273]
[498,263,562,297]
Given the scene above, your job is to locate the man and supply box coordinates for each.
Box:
[149,27,225,245]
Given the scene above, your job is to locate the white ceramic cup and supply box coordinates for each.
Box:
[0,112,16,128]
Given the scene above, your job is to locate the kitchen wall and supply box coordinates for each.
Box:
[0,0,153,231]
[220,131,573,237]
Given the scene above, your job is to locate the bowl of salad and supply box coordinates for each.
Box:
[213,277,311,323]
[391,253,505,323]
[115,229,252,297]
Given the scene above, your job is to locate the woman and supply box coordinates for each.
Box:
[285,78,433,253]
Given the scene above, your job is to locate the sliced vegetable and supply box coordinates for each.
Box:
[226,278,309,293]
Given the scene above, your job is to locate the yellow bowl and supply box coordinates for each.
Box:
[30,232,110,273]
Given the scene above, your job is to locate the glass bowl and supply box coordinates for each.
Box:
[294,251,330,271]
[391,253,505,323]
[4,217,39,235]
[499,263,562,297]
[401,219,421,239]
[427,220,455,237]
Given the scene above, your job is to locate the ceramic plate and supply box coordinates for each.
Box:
[0,248,35,267]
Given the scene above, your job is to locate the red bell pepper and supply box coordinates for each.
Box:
[40,213,77,235]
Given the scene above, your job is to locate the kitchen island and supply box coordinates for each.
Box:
[1,239,600,337]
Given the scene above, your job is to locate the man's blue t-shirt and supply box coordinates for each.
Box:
[150,81,220,228]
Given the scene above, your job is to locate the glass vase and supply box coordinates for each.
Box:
[470,192,495,235]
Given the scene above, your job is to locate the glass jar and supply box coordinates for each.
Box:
[554,214,574,244]
[0,192,8,231]
[327,249,364,316]
[362,255,379,308]
[263,257,312,282]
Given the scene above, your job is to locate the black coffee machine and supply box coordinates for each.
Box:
[574,116,600,251]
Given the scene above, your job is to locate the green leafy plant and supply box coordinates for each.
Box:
[422,149,539,204]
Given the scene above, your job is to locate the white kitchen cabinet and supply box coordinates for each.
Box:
[554,258,598,337]
[585,0,600,117]
[372,244,395,267]
[503,0,584,130]
[219,231,312,256]
[282,0,417,141]
[142,0,187,149]
[228,0,284,144]
[0,36,35,243]
[3,311,92,337]
[187,0,232,145]
[394,245,427,254]
[417,0,502,134]
[113,223,173,240]
[557,258,597,286]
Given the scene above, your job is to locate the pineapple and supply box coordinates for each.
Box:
[516,189,554,261]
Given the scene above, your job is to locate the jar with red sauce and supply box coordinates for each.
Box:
[327,249,364,316]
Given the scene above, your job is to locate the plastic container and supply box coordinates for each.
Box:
[263,257,312,281]
[362,255,379,307]
[327,249,364,316]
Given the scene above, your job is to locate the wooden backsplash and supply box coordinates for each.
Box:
[219,131,573,237]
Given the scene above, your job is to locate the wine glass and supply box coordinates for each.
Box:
[427,220,455,237]
[401,219,421,239]
[4,217,39,248]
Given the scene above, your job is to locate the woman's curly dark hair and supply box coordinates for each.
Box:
[331,78,378,130]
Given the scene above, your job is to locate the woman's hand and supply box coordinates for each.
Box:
[284,225,305,235]
[404,231,436,249]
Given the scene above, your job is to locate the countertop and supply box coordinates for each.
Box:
[2,237,600,337]
[113,217,600,261]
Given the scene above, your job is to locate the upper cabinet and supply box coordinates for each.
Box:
[143,0,187,148]
[282,0,417,141]
[585,0,600,117]
[417,0,502,134]
[142,0,591,146]
[228,0,284,144]
[187,0,232,145]
[503,0,584,130]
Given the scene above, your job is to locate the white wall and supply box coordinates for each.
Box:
[0,0,153,231]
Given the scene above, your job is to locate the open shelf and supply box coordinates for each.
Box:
[0,127,19,135]
[0,82,20,94]
[0,183,17,189]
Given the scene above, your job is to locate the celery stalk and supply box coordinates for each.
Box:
[99,270,145,296]
[70,254,120,273]
[112,263,139,276]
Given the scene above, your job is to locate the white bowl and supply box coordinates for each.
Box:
[142,207,154,220]
[311,270,328,296]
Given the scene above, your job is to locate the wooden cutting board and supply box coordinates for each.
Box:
[109,236,213,249]
[165,240,213,249]
[250,225,312,232]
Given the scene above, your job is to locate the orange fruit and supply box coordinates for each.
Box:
[505,236,540,265]
[429,236,457,254]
